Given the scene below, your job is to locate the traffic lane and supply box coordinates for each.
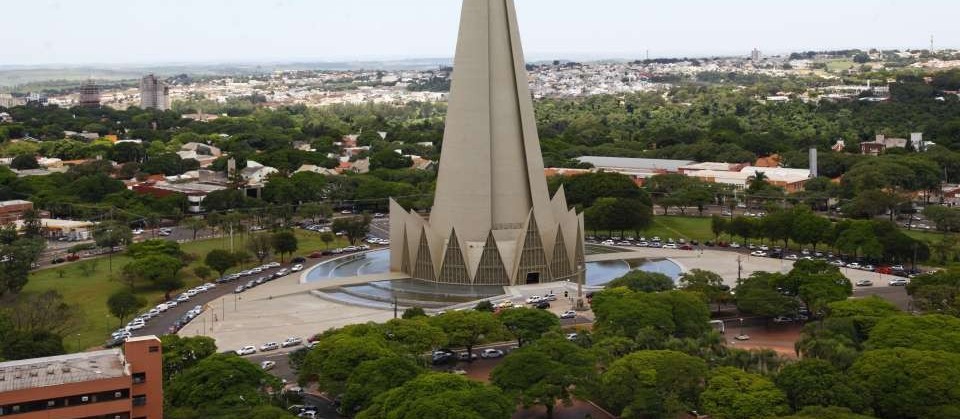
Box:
[129,256,329,341]
[852,284,912,310]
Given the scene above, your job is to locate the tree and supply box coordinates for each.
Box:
[342,356,422,414]
[711,215,728,241]
[246,234,273,264]
[165,354,283,415]
[0,238,45,295]
[205,249,236,277]
[7,290,80,336]
[491,333,595,419]
[298,202,333,223]
[591,289,710,340]
[193,265,213,281]
[498,307,561,347]
[598,350,708,418]
[370,148,413,170]
[2,330,65,361]
[107,289,146,327]
[700,367,789,419]
[864,314,960,352]
[850,348,960,419]
[606,270,676,293]
[781,406,876,419]
[401,307,426,319]
[734,272,798,318]
[93,222,133,273]
[679,269,730,314]
[474,300,495,312]
[382,318,448,356]
[358,373,513,419]
[332,214,372,245]
[429,310,501,361]
[161,335,217,380]
[775,358,869,413]
[585,197,653,236]
[300,333,394,393]
[271,230,298,263]
[320,232,336,249]
[124,254,184,299]
[182,217,206,241]
[10,154,39,170]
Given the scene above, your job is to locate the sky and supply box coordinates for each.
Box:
[4,0,960,66]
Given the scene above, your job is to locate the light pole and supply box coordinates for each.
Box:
[738,318,744,337]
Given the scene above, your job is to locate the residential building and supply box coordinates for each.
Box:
[860,134,908,155]
[0,200,32,224]
[240,161,278,185]
[139,75,169,111]
[79,80,101,108]
[0,335,163,419]
[295,165,338,176]
[177,143,222,167]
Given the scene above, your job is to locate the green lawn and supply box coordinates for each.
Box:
[590,215,715,242]
[23,230,350,352]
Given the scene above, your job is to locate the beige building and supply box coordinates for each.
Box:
[390,0,585,286]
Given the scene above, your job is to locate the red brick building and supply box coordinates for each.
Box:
[0,336,163,418]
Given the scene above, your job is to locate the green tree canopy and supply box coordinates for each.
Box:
[498,307,561,347]
[700,367,789,419]
[606,270,676,293]
[598,350,708,418]
[358,373,513,419]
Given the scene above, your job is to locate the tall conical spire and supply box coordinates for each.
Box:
[429,0,553,243]
[389,0,584,286]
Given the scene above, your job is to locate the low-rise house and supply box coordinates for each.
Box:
[240,160,279,185]
[296,164,338,176]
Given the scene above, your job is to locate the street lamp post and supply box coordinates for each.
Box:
[738,318,744,337]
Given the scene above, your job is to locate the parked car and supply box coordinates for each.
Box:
[282,337,303,348]
[566,333,579,341]
[559,310,576,319]
[535,301,551,309]
[855,279,874,287]
[260,342,280,352]
[480,349,504,359]
[889,278,909,286]
[457,352,478,361]
[773,316,794,323]
[236,346,257,356]
[291,264,304,272]
[291,256,307,264]
[525,296,543,304]
[261,361,276,371]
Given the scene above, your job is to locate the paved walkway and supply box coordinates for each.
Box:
[181,247,906,351]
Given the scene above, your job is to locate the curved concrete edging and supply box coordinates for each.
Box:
[297,249,386,284]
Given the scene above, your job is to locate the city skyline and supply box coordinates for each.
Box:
[4,0,960,66]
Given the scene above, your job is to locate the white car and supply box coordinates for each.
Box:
[236,346,257,356]
[750,250,767,257]
[282,337,303,348]
[662,243,678,249]
[566,333,579,341]
[176,294,190,302]
[291,264,304,272]
[260,342,280,351]
[126,322,145,331]
[480,348,504,359]
[261,360,276,370]
[525,296,543,304]
[559,310,576,319]
[847,262,861,269]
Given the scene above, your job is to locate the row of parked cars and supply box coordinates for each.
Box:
[231,264,304,294]
[308,245,371,258]
[236,336,309,357]
[106,284,213,348]
[592,236,698,250]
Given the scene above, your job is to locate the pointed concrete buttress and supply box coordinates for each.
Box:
[389,0,584,285]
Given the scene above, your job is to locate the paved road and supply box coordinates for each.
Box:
[123,249,355,345]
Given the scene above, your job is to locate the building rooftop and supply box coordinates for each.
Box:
[0,349,127,392]
[0,200,31,208]
[577,156,696,173]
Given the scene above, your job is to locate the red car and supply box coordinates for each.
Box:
[679,245,694,251]
[66,254,81,262]
[309,252,324,259]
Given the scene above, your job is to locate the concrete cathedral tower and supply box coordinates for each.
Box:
[389,0,585,286]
